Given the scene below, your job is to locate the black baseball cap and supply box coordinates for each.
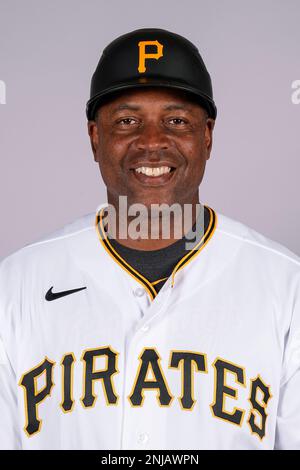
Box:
[86,28,217,120]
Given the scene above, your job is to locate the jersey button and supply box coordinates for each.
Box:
[137,432,149,445]
[133,287,145,297]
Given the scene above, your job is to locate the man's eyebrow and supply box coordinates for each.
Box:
[163,104,190,111]
[112,104,140,113]
[111,103,191,113]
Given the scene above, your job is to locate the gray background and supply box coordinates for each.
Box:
[0,0,299,259]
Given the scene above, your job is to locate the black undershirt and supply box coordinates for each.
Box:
[108,206,210,293]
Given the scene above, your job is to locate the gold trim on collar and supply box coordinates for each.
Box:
[95,208,157,300]
[151,276,169,286]
[170,206,217,287]
[95,205,217,301]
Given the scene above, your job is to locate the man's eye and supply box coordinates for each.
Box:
[117,118,137,125]
[168,118,187,125]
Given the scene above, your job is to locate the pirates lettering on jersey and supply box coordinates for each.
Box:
[128,348,173,407]
[60,353,75,413]
[210,358,246,426]
[81,346,119,408]
[169,351,208,410]
[19,357,55,437]
[247,375,272,440]
[19,347,272,440]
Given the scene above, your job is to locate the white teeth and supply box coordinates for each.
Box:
[134,166,172,176]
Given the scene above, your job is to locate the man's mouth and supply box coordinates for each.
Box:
[134,166,173,177]
[129,165,177,185]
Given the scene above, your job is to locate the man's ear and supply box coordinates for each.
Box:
[204,118,215,160]
[87,121,99,161]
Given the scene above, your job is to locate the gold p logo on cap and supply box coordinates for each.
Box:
[138,40,163,73]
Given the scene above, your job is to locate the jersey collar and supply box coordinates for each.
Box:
[95,204,217,301]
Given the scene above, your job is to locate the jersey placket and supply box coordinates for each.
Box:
[121,275,175,449]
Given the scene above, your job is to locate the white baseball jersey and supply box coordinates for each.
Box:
[0,202,300,450]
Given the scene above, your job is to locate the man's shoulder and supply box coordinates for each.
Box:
[32,211,95,245]
[0,208,99,270]
[215,209,300,268]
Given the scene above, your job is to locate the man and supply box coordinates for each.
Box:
[0,28,299,450]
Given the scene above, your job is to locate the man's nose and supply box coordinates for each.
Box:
[135,122,170,153]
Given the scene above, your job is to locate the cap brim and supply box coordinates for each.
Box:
[86,79,217,120]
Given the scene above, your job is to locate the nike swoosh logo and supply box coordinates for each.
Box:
[45,286,87,301]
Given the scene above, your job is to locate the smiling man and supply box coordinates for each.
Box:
[0,28,300,450]
[88,86,214,251]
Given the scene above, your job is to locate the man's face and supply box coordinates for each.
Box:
[88,87,215,209]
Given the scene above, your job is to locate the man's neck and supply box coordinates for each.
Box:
[104,201,203,251]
